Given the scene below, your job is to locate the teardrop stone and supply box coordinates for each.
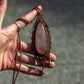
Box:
[35,23,48,55]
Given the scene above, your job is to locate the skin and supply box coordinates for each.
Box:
[0,0,56,76]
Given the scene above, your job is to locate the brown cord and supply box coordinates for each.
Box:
[16,18,32,25]
[32,7,41,15]
[12,28,22,84]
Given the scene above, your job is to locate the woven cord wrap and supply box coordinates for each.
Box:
[14,18,32,32]
[32,7,41,15]
[14,22,21,32]
[12,23,22,84]
[16,18,32,25]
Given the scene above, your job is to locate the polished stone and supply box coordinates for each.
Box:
[35,23,47,55]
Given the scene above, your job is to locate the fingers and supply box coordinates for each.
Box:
[18,41,56,67]
[0,0,7,28]
[17,53,56,68]
[18,41,34,54]
[10,52,56,76]
[18,41,56,62]
[0,0,7,13]
[5,6,42,34]
[10,63,43,76]
[46,53,56,62]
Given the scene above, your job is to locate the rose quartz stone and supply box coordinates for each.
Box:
[35,23,47,55]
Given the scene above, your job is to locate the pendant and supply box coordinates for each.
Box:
[31,12,51,74]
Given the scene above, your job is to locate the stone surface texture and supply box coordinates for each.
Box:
[35,23,47,55]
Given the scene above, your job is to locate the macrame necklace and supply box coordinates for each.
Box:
[12,7,51,84]
[31,8,51,74]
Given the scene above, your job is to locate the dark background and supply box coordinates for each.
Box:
[0,0,84,84]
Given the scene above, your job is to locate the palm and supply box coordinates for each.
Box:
[0,28,18,70]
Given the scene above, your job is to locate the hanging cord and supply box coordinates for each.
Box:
[12,30,22,84]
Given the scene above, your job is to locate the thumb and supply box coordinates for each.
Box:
[0,0,7,28]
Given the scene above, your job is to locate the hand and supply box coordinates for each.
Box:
[0,0,56,76]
